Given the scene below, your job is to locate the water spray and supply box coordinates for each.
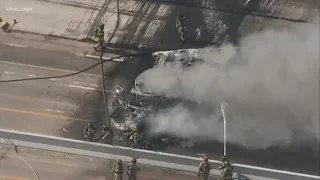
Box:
[244,0,251,6]
[220,102,227,156]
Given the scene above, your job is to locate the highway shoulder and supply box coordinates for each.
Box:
[0,145,201,180]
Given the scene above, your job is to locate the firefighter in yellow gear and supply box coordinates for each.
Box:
[129,130,141,148]
[100,124,113,144]
[218,156,233,180]
[126,158,140,180]
[84,122,96,142]
[113,159,124,180]
[0,18,18,33]
[175,15,186,42]
[197,157,212,180]
[94,23,105,51]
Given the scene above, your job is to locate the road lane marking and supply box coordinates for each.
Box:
[75,53,125,62]
[50,78,59,81]
[83,54,124,62]
[0,106,88,122]
[4,71,14,75]
[75,53,84,57]
[2,43,29,48]
[68,84,114,93]
[45,109,64,114]
[68,84,97,91]
[28,74,36,77]
[91,84,99,87]
[0,60,100,78]
[72,81,81,84]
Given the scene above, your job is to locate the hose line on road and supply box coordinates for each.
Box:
[0,52,150,83]
[0,132,41,180]
[99,0,120,131]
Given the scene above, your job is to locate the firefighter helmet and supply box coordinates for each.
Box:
[221,156,227,162]
[131,158,137,164]
[99,23,104,28]
[203,157,209,162]
[177,14,185,20]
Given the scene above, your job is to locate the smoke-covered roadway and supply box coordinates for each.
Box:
[143,26,319,147]
[140,25,319,175]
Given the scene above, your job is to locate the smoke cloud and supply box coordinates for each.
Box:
[141,25,319,150]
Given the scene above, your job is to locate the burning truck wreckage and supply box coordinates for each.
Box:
[108,48,207,150]
[83,46,242,153]
[83,47,240,178]
[83,47,233,150]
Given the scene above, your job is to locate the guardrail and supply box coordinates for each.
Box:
[0,128,319,180]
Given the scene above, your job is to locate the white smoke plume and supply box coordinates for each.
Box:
[142,25,319,150]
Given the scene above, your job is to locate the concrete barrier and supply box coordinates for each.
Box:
[0,128,319,180]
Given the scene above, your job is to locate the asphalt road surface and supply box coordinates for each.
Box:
[0,59,100,135]
[0,0,319,176]
[0,145,202,180]
[0,42,147,139]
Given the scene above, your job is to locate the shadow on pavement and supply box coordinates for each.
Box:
[235,173,252,180]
